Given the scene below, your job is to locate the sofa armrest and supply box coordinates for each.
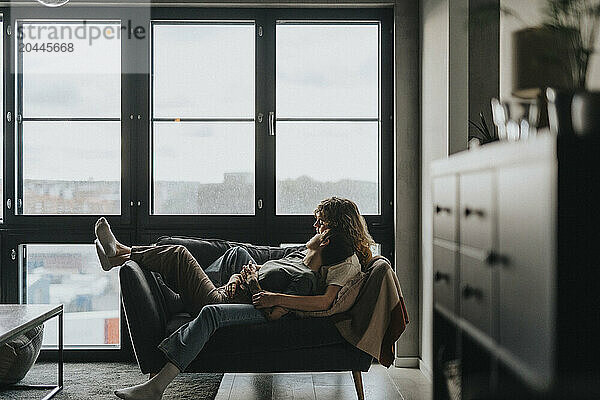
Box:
[119,260,169,374]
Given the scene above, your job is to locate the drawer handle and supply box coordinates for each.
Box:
[484,251,510,266]
[462,285,483,299]
[464,207,485,218]
[435,205,452,215]
[434,271,450,282]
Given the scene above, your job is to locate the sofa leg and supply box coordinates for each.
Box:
[352,370,365,400]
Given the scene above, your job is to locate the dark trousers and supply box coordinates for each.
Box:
[130,245,255,315]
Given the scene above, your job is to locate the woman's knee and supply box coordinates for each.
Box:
[227,246,253,262]
[173,244,192,257]
[198,304,222,327]
[228,246,248,256]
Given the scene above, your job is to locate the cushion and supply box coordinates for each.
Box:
[0,324,44,386]
[294,271,368,318]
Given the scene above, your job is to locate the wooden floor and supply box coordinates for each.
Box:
[214,364,432,400]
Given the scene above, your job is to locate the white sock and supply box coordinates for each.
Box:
[95,239,113,272]
[95,217,117,257]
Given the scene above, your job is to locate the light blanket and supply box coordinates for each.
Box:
[331,256,409,367]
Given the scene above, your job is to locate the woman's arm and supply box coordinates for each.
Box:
[252,285,341,312]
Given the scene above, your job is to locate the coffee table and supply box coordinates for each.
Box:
[0,304,63,400]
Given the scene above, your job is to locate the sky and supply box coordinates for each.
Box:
[16,21,380,184]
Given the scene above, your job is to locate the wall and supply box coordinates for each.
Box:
[500,0,600,100]
[420,0,470,372]
[420,0,448,372]
[394,0,421,364]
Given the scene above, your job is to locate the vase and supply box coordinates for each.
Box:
[571,91,600,138]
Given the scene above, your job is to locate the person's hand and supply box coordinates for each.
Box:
[240,263,258,282]
[225,274,242,298]
[252,291,280,308]
[319,228,332,247]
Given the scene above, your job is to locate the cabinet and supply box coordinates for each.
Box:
[431,135,600,399]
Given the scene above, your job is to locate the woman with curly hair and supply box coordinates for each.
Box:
[313,196,375,267]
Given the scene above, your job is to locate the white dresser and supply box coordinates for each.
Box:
[431,135,600,399]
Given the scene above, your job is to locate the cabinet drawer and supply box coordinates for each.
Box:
[460,171,493,250]
[460,250,492,337]
[497,162,555,380]
[433,175,457,242]
[433,242,457,313]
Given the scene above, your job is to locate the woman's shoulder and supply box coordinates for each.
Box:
[325,253,361,277]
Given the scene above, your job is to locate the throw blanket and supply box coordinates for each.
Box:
[331,256,409,367]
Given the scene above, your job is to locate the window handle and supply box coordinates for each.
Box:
[268,112,275,136]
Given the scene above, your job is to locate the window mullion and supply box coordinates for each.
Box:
[15,21,23,216]
[257,12,276,244]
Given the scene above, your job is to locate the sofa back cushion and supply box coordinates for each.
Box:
[156,236,305,267]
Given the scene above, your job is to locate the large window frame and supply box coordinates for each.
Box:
[140,8,394,247]
[0,6,394,357]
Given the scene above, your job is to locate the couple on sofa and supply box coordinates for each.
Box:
[94,197,375,400]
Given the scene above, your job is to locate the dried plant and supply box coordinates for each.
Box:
[543,0,600,88]
[469,112,498,144]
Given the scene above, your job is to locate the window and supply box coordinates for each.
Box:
[275,23,380,215]
[151,23,255,215]
[21,244,120,348]
[17,21,121,215]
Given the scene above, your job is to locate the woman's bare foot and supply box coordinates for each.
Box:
[115,362,179,400]
[114,382,163,400]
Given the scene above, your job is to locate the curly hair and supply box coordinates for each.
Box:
[314,197,375,266]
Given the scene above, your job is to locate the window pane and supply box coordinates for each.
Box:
[153,23,255,118]
[22,121,121,215]
[153,122,254,214]
[20,21,121,118]
[276,122,379,215]
[22,244,120,348]
[276,23,379,118]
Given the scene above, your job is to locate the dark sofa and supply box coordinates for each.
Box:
[119,236,373,400]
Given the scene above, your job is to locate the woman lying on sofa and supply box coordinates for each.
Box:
[94,197,375,400]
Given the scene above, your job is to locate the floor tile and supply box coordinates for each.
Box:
[387,367,432,400]
[314,385,358,400]
[272,374,315,400]
[214,373,235,400]
[311,372,355,386]
[228,373,273,400]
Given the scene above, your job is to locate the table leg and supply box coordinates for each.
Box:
[58,310,63,388]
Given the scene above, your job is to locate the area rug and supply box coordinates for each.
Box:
[1,361,223,400]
